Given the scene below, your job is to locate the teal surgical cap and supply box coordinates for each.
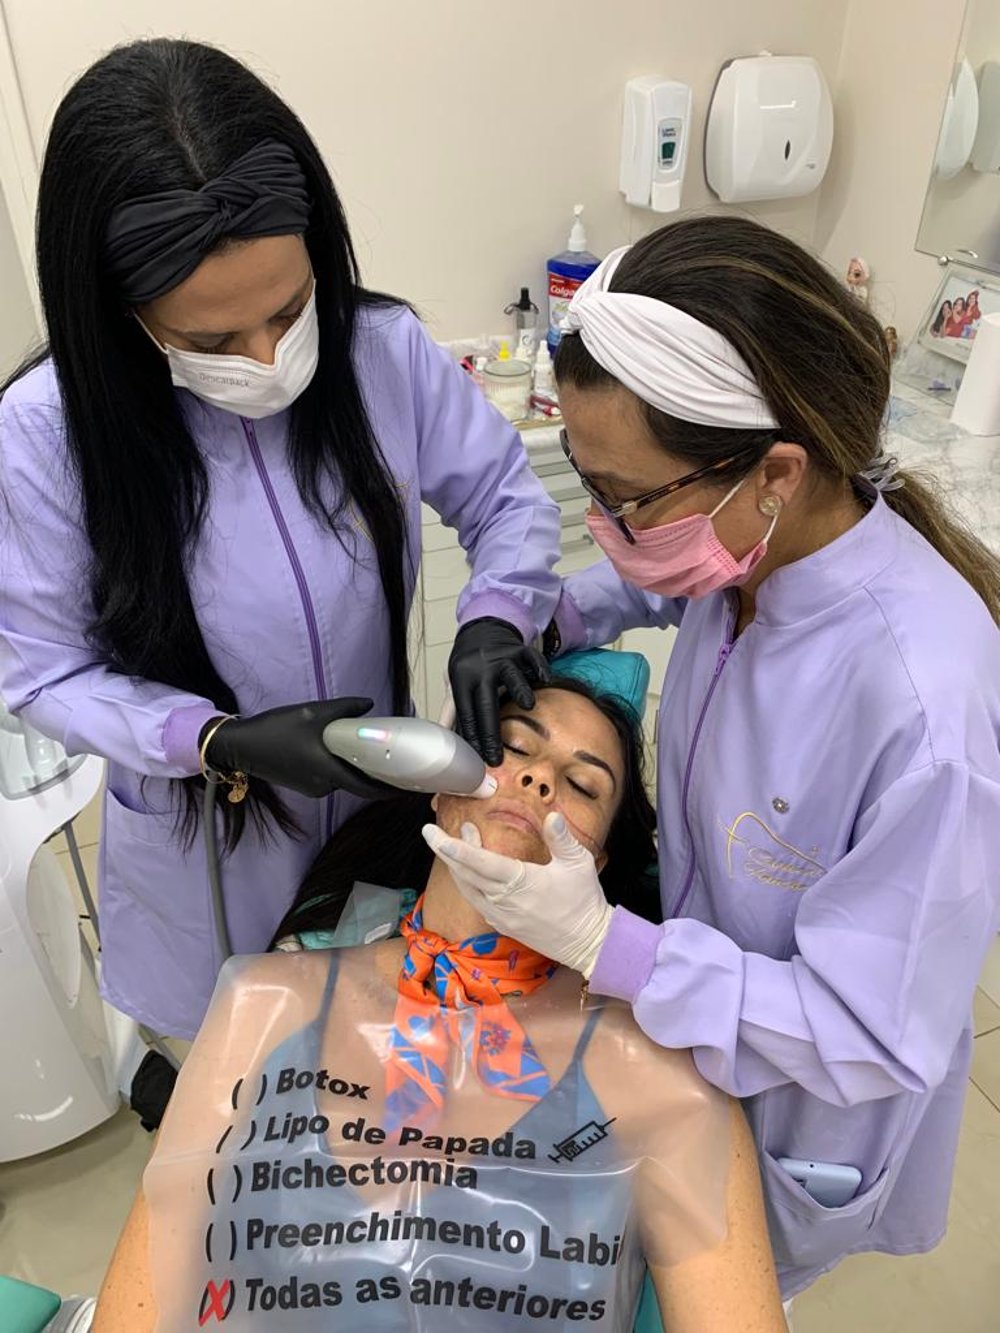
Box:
[549,649,650,721]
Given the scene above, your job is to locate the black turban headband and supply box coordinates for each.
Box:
[104,139,312,305]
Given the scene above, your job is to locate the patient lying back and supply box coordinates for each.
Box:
[94,683,785,1333]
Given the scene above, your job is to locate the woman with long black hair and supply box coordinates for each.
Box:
[0,37,560,1038]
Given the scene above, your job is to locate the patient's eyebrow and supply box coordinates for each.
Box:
[505,713,618,792]
[574,749,617,791]
[507,713,549,740]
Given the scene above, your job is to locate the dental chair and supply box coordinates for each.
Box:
[549,645,649,714]
[0,1278,94,1333]
[0,706,114,1333]
[0,703,117,1160]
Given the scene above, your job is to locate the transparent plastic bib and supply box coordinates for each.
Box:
[144,947,730,1330]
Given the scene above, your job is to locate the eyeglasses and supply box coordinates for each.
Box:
[559,428,750,545]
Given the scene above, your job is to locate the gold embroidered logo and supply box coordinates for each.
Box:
[720,811,825,891]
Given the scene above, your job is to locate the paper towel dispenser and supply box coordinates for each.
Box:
[971,61,1000,174]
[934,58,980,179]
[705,53,834,203]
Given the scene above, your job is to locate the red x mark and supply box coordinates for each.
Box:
[199,1278,234,1324]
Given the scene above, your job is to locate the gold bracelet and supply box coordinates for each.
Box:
[198,716,232,777]
[199,716,249,805]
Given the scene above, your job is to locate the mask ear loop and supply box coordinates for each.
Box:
[132,310,170,355]
[708,475,748,519]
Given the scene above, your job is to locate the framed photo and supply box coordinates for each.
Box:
[917,264,1000,364]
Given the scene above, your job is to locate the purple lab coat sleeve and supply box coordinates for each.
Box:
[407,318,561,644]
[0,394,216,775]
[590,760,999,1106]
[557,557,685,650]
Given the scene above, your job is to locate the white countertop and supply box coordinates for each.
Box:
[887,380,1000,555]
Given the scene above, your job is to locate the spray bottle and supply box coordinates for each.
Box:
[546,205,600,357]
[504,287,539,355]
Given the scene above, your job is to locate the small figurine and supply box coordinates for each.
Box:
[884,325,899,360]
[845,256,870,305]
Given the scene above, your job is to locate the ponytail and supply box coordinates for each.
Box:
[883,469,1000,623]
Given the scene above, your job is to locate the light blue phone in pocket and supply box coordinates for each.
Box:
[778,1157,862,1208]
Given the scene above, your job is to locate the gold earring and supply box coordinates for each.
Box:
[758,494,782,518]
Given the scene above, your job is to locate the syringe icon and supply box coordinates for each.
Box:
[548,1117,617,1163]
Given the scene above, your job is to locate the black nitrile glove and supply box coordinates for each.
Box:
[203,698,396,800]
[448,617,550,766]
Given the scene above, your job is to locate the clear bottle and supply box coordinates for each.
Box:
[504,287,539,350]
[515,331,536,364]
[531,341,559,415]
[533,341,555,394]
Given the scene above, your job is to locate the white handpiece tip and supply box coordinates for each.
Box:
[470,774,498,799]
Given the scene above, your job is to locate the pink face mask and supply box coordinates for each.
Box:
[585,480,780,599]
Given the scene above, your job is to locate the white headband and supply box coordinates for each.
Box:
[564,245,780,430]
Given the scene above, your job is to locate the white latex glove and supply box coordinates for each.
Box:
[422,811,613,978]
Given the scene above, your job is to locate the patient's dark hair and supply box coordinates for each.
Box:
[270,677,659,946]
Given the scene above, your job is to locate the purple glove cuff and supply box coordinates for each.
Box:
[458,592,540,647]
[587,906,661,1003]
[163,704,220,774]
[553,587,588,655]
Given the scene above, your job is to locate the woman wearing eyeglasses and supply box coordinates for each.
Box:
[424,215,1000,1307]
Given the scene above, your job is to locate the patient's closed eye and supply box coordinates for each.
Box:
[504,738,598,800]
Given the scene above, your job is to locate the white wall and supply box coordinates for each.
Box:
[0,183,38,376]
[0,0,973,344]
[1,0,848,339]
[814,0,968,340]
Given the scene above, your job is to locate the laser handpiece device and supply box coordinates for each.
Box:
[322,717,497,798]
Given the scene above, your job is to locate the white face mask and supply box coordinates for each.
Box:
[138,287,319,419]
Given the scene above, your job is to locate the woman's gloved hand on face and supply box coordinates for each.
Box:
[202,698,396,800]
[447,617,551,766]
[422,812,613,978]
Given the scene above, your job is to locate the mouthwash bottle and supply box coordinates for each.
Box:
[546,204,600,357]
